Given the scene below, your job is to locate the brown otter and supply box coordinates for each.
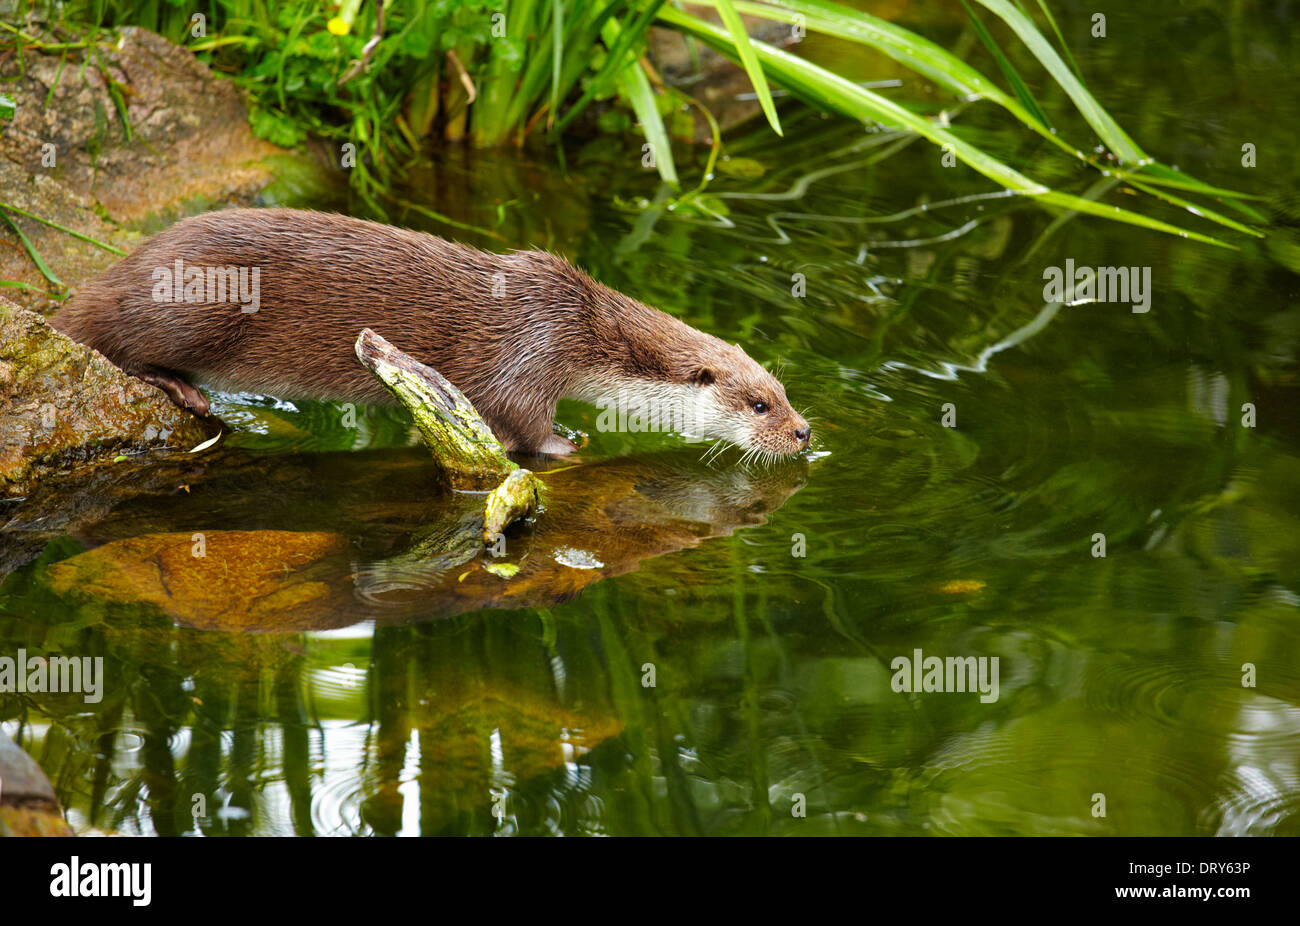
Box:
[51,208,810,457]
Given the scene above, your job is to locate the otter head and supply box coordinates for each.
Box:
[573,285,810,458]
[678,342,811,458]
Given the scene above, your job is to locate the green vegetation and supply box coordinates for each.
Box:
[0,0,1258,245]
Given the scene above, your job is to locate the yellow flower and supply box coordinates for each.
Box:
[326,17,350,36]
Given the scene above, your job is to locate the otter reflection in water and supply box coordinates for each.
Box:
[42,450,808,631]
[354,450,808,623]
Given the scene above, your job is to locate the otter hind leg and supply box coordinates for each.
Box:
[133,367,211,416]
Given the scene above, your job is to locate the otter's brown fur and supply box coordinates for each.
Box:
[51,208,810,456]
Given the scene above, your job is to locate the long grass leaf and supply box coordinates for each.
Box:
[1122,179,1264,237]
[712,0,782,135]
[0,210,65,288]
[961,0,1050,129]
[687,0,1019,112]
[656,6,1231,247]
[1131,163,1267,208]
[0,202,127,254]
[550,0,565,122]
[0,279,52,293]
[554,0,671,135]
[682,0,1259,231]
[1032,0,1081,78]
[618,61,679,186]
[693,0,1083,167]
[968,0,1144,164]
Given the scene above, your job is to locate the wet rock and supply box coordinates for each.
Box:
[0,297,214,498]
[0,730,72,837]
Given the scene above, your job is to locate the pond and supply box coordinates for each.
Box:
[2,1,1298,836]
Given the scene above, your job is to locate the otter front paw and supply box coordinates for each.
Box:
[137,369,211,416]
[538,434,578,456]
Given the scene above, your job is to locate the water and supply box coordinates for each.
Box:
[2,2,1298,836]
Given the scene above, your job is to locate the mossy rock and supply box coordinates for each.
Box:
[0,297,215,496]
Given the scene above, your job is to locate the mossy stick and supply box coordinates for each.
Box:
[354,328,545,543]
[354,327,516,487]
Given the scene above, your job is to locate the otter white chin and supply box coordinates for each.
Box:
[51,208,811,457]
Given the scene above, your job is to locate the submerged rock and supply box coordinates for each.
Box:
[0,297,214,498]
[0,730,72,837]
[44,529,355,632]
[35,450,807,631]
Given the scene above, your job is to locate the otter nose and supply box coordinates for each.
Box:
[794,425,811,445]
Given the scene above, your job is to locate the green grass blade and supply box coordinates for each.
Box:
[618,61,679,186]
[969,0,1144,164]
[961,0,1050,129]
[551,0,565,121]
[1122,178,1264,237]
[0,209,65,288]
[553,0,671,135]
[44,50,67,109]
[0,201,126,254]
[1033,0,1081,78]
[656,6,1232,247]
[1034,189,1231,248]
[0,279,53,293]
[660,6,1046,189]
[1130,163,1268,207]
[685,0,1259,232]
[275,8,315,110]
[689,0,1022,114]
[712,0,782,135]
[595,13,679,186]
[695,0,1084,166]
[105,78,133,144]
[472,0,540,146]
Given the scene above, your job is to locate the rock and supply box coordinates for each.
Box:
[0,23,286,501]
[44,529,356,633]
[8,27,279,221]
[0,297,214,498]
[0,730,72,837]
[0,730,57,806]
[0,24,284,312]
[31,450,807,631]
[647,13,801,142]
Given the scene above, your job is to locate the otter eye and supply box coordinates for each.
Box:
[752,401,769,414]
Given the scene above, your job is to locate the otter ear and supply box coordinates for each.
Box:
[689,367,715,387]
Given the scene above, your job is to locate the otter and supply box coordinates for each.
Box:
[51,208,810,457]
